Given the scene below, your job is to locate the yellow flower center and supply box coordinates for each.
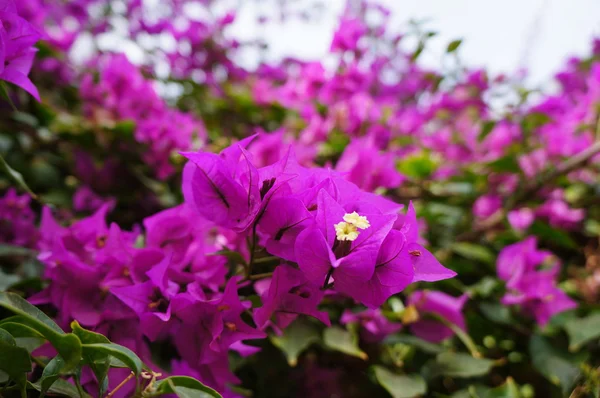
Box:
[334,212,370,241]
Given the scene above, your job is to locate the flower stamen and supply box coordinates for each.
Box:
[335,212,370,241]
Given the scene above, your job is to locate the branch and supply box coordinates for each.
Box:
[457,140,600,241]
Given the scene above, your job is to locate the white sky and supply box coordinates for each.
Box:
[229,0,600,87]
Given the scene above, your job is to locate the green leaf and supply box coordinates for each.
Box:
[270,319,320,366]
[529,221,577,250]
[15,337,46,353]
[478,121,496,142]
[529,334,584,394]
[446,39,463,53]
[0,321,46,339]
[0,269,21,290]
[40,356,65,398]
[155,376,222,398]
[397,153,438,179]
[0,293,64,335]
[451,242,495,264]
[71,321,111,396]
[383,335,444,354]
[323,326,367,360]
[113,120,136,138]
[486,155,520,173]
[0,292,82,371]
[468,277,499,298]
[0,153,36,198]
[207,249,247,267]
[522,112,551,131]
[427,352,495,378]
[29,379,92,398]
[486,377,522,398]
[373,366,426,398]
[0,369,8,383]
[479,303,514,325]
[0,328,31,394]
[564,312,600,351]
[81,343,142,375]
[0,244,35,257]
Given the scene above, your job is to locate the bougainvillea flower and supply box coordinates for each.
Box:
[508,208,534,232]
[296,189,395,285]
[501,268,577,326]
[397,203,457,283]
[473,194,502,219]
[172,277,266,365]
[336,137,405,192]
[407,291,468,343]
[334,229,414,308]
[0,0,41,100]
[341,308,401,343]
[330,17,367,52]
[254,264,330,330]
[257,197,313,261]
[496,236,553,286]
[182,148,260,231]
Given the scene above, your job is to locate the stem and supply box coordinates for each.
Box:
[458,139,600,241]
[106,372,135,398]
[518,140,600,201]
[74,376,86,398]
[428,313,481,358]
[248,271,273,280]
[322,267,334,290]
[253,256,279,265]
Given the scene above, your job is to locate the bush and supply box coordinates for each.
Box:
[0,0,599,397]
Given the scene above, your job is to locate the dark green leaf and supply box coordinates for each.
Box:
[0,328,31,392]
[446,39,463,53]
[529,221,577,250]
[373,366,426,398]
[71,321,111,396]
[468,277,499,298]
[486,155,520,173]
[40,356,65,398]
[0,293,63,334]
[0,244,34,257]
[29,379,92,398]
[270,319,320,367]
[155,376,222,398]
[0,154,36,197]
[81,343,142,375]
[323,326,367,360]
[0,321,45,339]
[383,335,444,354]
[0,292,82,371]
[207,250,247,267]
[564,312,600,351]
[427,352,495,378]
[451,242,495,264]
[529,334,584,394]
[15,337,46,353]
[479,303,515,325]
[0,269,21,290]
[0,369,8,383]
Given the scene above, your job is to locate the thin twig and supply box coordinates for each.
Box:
[106,372,135,398]
[248,271,273,281]
[458,140,600,241]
